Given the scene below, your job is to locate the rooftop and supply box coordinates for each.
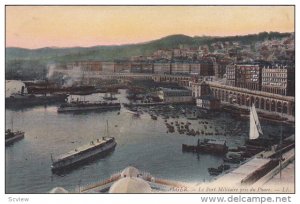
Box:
[109,177,152,193]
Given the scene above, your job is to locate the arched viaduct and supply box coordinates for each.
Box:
[208,82,295,116]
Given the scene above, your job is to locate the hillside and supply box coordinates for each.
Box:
[5,32,292,80]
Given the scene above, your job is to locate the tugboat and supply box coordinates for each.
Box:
[5,129,25,146]
[51,121,116,172]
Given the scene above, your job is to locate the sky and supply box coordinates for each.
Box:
[6,6,294,49]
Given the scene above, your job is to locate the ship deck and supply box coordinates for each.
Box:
[54,137,114,161]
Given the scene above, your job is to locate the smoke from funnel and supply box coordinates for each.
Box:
[47,63,84,87]
[47,64,56,79]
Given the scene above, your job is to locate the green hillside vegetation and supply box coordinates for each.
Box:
[6,32,292,80]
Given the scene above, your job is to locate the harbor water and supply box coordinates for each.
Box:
[5,80,293,193]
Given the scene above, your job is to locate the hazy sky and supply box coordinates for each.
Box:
[6,6,294,49]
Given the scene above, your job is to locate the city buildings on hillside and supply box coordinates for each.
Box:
[225,63,295,96]
[235,64,261,91]
[262,66,295,96]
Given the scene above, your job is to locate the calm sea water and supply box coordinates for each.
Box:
[5,80,293,193]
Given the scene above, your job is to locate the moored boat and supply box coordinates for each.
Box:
[182,139,228,155]
[51,121,116,172]
[5,129,25,146]
[6,88,68,108]
[57,101,121,113]
[208,164,230,176]
[244,104,277,153]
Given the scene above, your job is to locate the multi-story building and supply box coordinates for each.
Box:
[199,58,215,76]
[130,62,153,73]
[153,60,214,76]
[262,66,295,96]
[226,64,261,91]
[152,49,173,60]
[225,64,236,86]
[157,88,193,103]
[235,64,261,91]
[101,61,115,73]
[153,62,171,74]
[66,61,102,72]
[114,61,131,73]
[216,58,232,79]
[171,62,191,74]
[190,63,201,75]
[196,95,220,110]
[189,81,210,98]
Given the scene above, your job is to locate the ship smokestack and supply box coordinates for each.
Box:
[21,86,25,96]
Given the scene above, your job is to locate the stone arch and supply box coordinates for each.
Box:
[277,101,282,113]
[221,90,225,101]
[255,97,260,108]
[283,102,288,114]
[246,95,250,106]
[237,94,241,105]
[250,96,255,106]
[210,88,214,97]
[241,94,245,105]
[271,100,276,112]
[218,89,221,99]
[225,91,229,102]
[266,99,270,111]
[260,98,265,110]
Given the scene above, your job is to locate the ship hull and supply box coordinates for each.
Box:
[182,143,228,155]
[57,105,121,113]
[6,94,68,108]
[26,85,95,95]
[5,132,25,146]
[51,142,116,172]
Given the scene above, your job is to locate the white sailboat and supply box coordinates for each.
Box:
[249,103,263,140]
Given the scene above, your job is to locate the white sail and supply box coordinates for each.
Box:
[249,104,263,140]
[252,104,263,135]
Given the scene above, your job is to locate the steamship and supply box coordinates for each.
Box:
[51,121,116,171]
[57,100,121,113]
[6,86,68,108]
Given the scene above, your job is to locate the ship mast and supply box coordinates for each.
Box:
[106,120,109,137]
[11,114,14,132]
[279,100,283,179]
